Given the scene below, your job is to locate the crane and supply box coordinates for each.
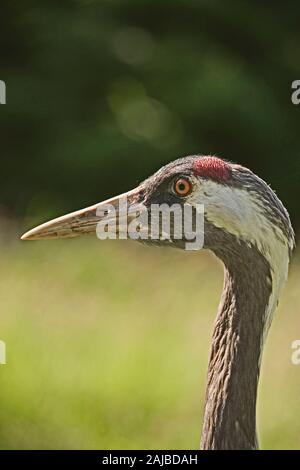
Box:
[21,155,295,449]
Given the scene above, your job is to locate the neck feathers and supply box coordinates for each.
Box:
[201,235,290,450]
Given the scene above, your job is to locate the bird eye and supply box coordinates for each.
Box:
[174,178,192,196]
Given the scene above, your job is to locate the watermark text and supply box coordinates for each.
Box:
[0,80,6,104]
[291,80,300,105]
[96,198,204,251]
[291,340,300,365]
[0,340,6,364]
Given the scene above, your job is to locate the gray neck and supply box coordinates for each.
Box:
[201,238,272,450]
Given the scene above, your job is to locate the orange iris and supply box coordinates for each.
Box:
[174,178,192,196]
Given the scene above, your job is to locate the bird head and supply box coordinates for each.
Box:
[21,155,294,260]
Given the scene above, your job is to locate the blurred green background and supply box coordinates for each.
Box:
[0,0,300,449]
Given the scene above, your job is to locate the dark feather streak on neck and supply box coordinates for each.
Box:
[201,232,272,450]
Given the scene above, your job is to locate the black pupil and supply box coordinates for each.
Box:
[178,182,186,191]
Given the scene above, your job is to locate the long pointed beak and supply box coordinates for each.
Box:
[21,188,142,241]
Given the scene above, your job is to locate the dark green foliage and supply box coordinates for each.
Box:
[0,1,299,227]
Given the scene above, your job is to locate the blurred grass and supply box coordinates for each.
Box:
[0,236,300,449]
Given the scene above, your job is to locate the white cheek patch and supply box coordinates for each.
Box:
[190,181,260,242]
[189,180,289,253]
[198,184,256,240]
[189,180,291,334]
